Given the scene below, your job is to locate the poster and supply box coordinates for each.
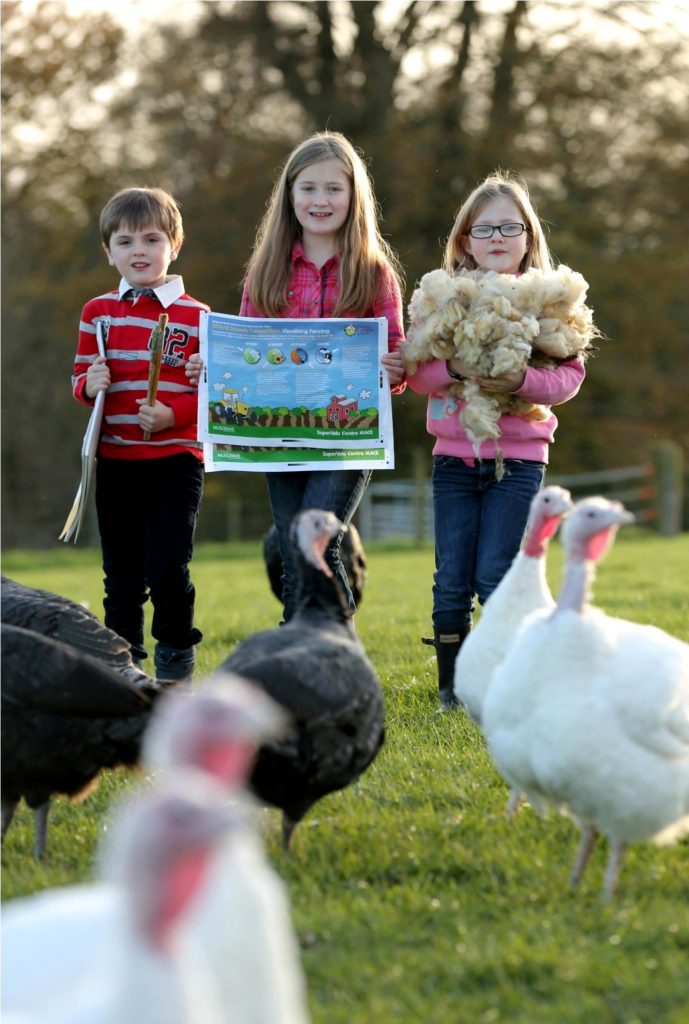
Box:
[203,442,394,474]
[198,312,393,451]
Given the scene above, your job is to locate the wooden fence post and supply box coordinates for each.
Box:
[227,494,242,541]
[413,447,427,547]
[650,441,684,537]
[357,489,372,539]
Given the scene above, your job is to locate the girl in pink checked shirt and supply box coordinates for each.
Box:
[233,131,405,622]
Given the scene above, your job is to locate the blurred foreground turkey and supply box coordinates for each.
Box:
[2,769,311,1023]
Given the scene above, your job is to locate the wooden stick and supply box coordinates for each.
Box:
[143,313,168,441]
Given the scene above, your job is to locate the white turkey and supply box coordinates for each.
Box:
[1,574,160,692]
[219,509,385,847]
[144,672,290,790]
[1,771,311,1023]
[453,485,573,726]
[483,496,689,898]
[1,623,158,859]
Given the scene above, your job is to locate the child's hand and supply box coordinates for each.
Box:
[85,356,110,399]
[446,357,476,380]
[185,353,204,387]
[381,351,405,386]
[475,370,526,394]
[136,399,175,435]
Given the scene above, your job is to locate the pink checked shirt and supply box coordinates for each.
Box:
[240,241,405,393]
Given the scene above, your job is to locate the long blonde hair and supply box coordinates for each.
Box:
[443,171,553,273]
[244,132,402,316]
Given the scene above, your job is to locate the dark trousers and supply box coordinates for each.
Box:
[95,454,203,660]
[266,468,371,622]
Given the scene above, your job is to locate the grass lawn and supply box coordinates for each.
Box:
[2,529,689,1023]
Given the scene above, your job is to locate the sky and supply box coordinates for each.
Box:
[34,0,689,37]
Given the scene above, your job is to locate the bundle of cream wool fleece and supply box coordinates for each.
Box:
[402,264,598,475]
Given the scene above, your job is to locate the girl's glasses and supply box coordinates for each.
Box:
[467,223,527,239]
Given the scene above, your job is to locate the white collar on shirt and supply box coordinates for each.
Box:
[117,275,185,308]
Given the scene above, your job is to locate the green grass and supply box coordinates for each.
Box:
[3,530,689,1023]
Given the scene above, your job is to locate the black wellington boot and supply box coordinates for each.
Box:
[421,626,471,711]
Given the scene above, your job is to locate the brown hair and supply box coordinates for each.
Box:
[443,170,553,273]
[244,132,402,316]
[100,187,184,249]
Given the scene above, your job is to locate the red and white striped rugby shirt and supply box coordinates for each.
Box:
[72,275,209,462]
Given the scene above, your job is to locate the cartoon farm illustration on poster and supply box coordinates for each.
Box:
[198,313,393,451]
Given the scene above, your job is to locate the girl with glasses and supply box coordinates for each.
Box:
[405,171,588,711]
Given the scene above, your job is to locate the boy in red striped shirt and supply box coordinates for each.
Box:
[71,187,208,681]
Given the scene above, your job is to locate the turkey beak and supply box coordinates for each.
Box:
[609,505,635,527]
[313,521,347,578]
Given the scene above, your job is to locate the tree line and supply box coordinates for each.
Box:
[2,0,687,546]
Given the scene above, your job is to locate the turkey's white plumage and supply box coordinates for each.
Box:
[2,772,310,1023]
[483,496,689,897]
[144,672,290,789]
[177,815,310,1024]
[453,485,573,724]
[1,886,119,1019]
[141,677,309,1021]
[2,774,234,1024]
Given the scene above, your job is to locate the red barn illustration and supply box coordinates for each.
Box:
[327,394,358,424]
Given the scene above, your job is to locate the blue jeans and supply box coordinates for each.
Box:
[266,469,372,622]
[431,456,545,632]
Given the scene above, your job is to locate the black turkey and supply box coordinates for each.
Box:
[1,623,158,859]
[262,520,367,607]
[221,509,384,847]
[1,574,160,693]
